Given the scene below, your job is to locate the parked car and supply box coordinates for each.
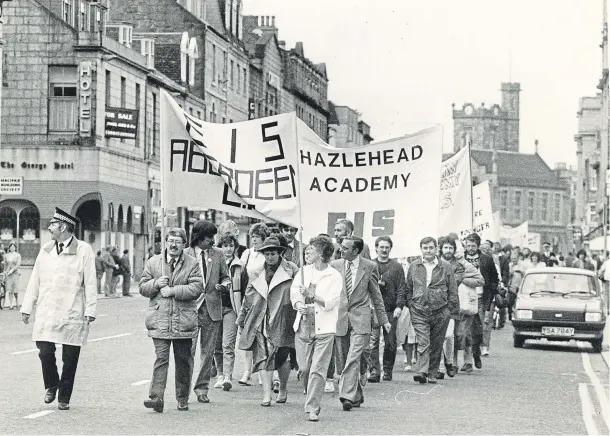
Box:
[512,267,606,352]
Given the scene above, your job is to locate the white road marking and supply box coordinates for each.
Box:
[131,380,150,386]
[579,383,599,436]
[23,410,54,419]
[394,384,441,402]
[581,349,610,430]
[97,314,108,317]
[11,348,38,355]
[88,333,133,342]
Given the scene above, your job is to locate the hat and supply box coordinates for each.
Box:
[49,207,78,226]
[256,236,286,253]
[542,241,551,246]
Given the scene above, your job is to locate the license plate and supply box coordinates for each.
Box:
[542,327,574,336]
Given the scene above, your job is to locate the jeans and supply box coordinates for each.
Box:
[150,338,192,402]
[36,341,81,404]
[369,311,398,375]
[213,307,238,378]
[410,307,450,377]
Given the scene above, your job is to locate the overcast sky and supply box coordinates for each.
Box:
[243,0,602,167]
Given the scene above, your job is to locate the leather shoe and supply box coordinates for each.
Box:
[427,376,438,384]
[342,399,354,411]
[177,401,188,411]
[196,394,210,403]
[413,373,428,384]
[57,402,70,411]
[436,372,445,380]
[473,354,482,369]
[367,373,380,383]
[44,388,57,404]
[353,398,363,408]
[144,398,164,413]
[447,364,457,378]
[383,372,392,381]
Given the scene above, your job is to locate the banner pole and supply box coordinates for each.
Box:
[293,114,306,285]
[468,144,475,232]
[159,91,168,276]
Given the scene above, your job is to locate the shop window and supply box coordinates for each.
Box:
[0,206,17,243]
[49,66,77,132]
[108,202,115,231]
[117,204,124,232]
[19,206,40,265]
[126,206,133,233]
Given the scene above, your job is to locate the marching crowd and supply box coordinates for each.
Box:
[17,206,607,421]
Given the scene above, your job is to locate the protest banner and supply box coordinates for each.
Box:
[438,146,473,237]
[500,221,529,247]
[160,90,444,257]
[296,120,443,257]
[460,180,496,243]
[526,232,541,251]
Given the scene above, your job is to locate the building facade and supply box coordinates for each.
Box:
[574,95,602,242]
[327,102,374,148]
[453,82,520,152]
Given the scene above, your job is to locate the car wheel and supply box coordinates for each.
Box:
[513,335,525,348]
[591,337,603,353]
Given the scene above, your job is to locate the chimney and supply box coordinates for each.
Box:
[534,139,539,154]
[271,16,275,27]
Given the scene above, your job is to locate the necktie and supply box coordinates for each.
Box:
[57,242,64,255]
[202,250,208,281]
[169,258,176,273]
[345,261,353,297]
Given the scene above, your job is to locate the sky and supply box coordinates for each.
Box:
[242,0,602,167]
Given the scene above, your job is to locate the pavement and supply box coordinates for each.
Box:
[0,290,608,435]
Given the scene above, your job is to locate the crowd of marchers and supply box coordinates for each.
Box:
[17,207,608,422]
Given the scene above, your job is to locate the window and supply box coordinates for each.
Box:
[189,107,193,115]
[242,67,247,94]
[63,0,74,25]
[105,69,111,106]
[212,44,217,83]
[49,66,77,132]
[188,37,198,87]
[120,76,126,108]
[590,164,598,191]
[180,32,189,83]
[230,60,234,89]
[514,190,522,221]
[94,6,102,31]
[527,191,535,220]
[223,51,228,84]
[237,67,241,93]
[541,193,549,222]
[141,39,155,69]
[135,83,141,147]
[500,189,508,220]
[79,0,90,31]
[152,92,157,156]
[554,193,561,222]
[196,110,201,120]
[118,25,132,48]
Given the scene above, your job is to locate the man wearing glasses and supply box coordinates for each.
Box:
[139,227,203,412]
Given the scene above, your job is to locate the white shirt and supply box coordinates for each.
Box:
[51,236,74,258]
[422,257,438,286]
[346,256,360,290]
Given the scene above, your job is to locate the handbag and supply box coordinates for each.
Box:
[458,283,478,315]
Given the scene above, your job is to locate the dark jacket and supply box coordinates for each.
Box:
[111,254,122,276]
[466,251,500,309]
[499,255,510,287]
[406,257,458,315]
[375,258,407,312]
[139,252,203,340]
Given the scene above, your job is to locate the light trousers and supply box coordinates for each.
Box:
[335,327,368,404]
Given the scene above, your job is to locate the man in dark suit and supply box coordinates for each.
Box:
[331,236,390,411]
[185,220,231,404]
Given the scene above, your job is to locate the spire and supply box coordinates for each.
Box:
[534,139,539,154]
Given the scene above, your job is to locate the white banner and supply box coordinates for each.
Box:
[297,120,443,257]
[160,91,443,257]
[460,180,496,243]
[500,221,529,247]
[438,146,473,237]
[526,232,541,251]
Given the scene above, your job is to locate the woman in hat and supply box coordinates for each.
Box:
[237,236,299,406]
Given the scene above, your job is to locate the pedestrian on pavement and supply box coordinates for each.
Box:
[211,234,244,392]
[20,207,97,411]
[406,237,458,384]
[331,236,389,411]
[291,235,342,422]
[139,227,203,413]
[3,242,21,310]
[237,236,299,406]
[95,250,104,294]
[368,236,406,383]
[121,249,132,297]
[438,236,484,376]
[184,219,231,404]
[110,247,122,296]
[237,222,270,386]
[101,246,118,296]
[463,233,499,367]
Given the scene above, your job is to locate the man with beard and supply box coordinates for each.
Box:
[438,236,484,376]
[367,236,406,383]
[463,234,499,369]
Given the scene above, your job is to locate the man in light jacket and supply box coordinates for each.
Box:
[21,207,97,411]
[139,227,202,413]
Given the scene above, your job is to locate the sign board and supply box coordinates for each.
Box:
[0,176,23,195]
[79,61,93,137]
[105,107,139,140]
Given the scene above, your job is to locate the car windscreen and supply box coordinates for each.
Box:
[521,273,598,296]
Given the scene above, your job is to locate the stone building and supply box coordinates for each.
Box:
[574,95,602,242]
[0,0,205,280]
[327,102,374,148]
[453,82,572,253]
[453,82,520,152]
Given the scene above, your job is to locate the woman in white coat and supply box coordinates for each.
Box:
[20,207,97,411]
[290,235,342,422]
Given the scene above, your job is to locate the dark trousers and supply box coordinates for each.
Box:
[36,341,81,404]
[369,311,398,375]
[190,305,221,395]
[471,298,485,358]
[410,307,450,377]
[122,274,131,296]
[326,342,336,379]
[150,338,192,402]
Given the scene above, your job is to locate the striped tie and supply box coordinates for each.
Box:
[345,261,353,298]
